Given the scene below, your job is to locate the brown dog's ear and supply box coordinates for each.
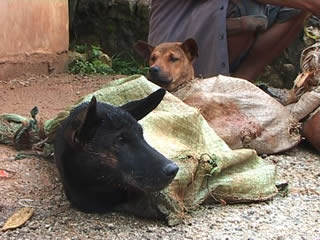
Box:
[134,41,155,60]
[180,38,198,62]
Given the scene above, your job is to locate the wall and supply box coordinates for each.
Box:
[70,0,150,58]
[0,0,69,80]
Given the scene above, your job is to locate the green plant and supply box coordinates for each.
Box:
[69,58,114,75]
[112,53,149,75]
[69,45,114,75]
[90,45,103,59]
[68,45,149,76]
[73,44,89,54]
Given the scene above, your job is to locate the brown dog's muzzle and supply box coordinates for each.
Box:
[149,66,172,85]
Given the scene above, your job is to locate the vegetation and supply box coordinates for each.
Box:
[112,55,149,75]
[68,45,149,76]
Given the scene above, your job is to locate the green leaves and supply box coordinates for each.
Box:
[112,53,149,75]
[68,45,149,76]
[69,58,113,75]
[91,45,102,58]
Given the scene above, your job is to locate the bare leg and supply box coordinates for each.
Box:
[231,11,309,81]
[227,32,256,67]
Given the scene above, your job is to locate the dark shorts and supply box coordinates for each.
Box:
[266,5,302,26]
[227,2,301,28]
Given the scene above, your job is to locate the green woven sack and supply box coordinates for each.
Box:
[45,75,277,225]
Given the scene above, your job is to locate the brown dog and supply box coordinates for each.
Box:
[134,39,198,92]
[134,39,303,155]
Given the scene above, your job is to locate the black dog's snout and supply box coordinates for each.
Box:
[163,163,179,177]
[150,66,160,75]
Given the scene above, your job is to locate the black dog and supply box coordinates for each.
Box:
[54,89,179,214]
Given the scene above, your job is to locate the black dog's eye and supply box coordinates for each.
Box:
[115,135,127,145]
[169,55,179,62]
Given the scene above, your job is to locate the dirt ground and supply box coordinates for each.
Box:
[0,73,123,119]
[0,74,319,240]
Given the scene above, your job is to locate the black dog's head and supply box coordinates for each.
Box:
[54,89,179,212]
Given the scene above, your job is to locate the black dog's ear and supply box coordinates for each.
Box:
[66,96,99,146]
[121,88,166,121]
[180,38,198,62]
[134,40,155,60]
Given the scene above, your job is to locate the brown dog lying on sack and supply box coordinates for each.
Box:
[135,39,198,92]
[135,39,303,154]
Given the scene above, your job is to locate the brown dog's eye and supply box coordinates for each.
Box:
[151,55,156,62]
[169,55,179,62]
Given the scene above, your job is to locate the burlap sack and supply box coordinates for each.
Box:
[45,75,277,225]
[288,43,320,151]
[174,75,301,154]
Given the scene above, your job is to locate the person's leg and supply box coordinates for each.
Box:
[231,11,309,81]
[227,32,256,73]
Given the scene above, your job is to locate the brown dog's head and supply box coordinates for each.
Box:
[134,39,198,92]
